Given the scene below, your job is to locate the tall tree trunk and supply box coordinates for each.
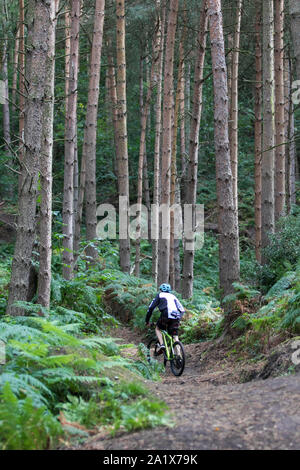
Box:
[144,52,152,241]
[285,56,297,210]
[152,0,165,285]
[207,0,240,297]
[116,0,130,273]
[12,27,20,109]
[261,0,275,262]
[229,0,242,212]
[135,22,161,276]
[7,0,54,315]
[65,6,71,114]
[18,0,25,162]
[83,0,105,263]
[181,60,190,204]
[73,129,79,238]
[62,0,80,279]
[107,41,119,184]
[288,109,296,206]
[72,7,84,258]
[181,4,208,299]
[169,29,185,290]
[1,0,13,198]
[158,0,179,286]
[37,0,59,308]
[284,55,291,214]
[289,0,300,81]
[227,33,233,112]
[2,40,11,155]
[274,0,286,222]
[254,0,262,263]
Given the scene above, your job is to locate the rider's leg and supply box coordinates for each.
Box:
[171,321,180,354]
[155,325,163,346]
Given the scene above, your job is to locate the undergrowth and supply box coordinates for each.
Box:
[227,266,300,356]
[0,253,171,449]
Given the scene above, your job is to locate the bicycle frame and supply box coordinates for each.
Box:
[160,329,175,361]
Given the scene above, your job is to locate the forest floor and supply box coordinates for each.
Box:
[80,326,300,451]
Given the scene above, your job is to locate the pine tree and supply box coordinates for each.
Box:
[207,0,240,297]
[7,0,56,315]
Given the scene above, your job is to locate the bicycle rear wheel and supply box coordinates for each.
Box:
[170,341,185,376]
[147,339,166,367]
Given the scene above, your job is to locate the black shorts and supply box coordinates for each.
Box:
[156,313,180,336]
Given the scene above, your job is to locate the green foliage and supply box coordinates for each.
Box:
[223,282,260,305]
[0,295,171,449]
[0,383,62,450]
[279,280,300,332]
[0,255,11,315]
[260,209,300,290]
[133,342,165,379]
[51,269,117,334]
[265,271,298,300]
[58,377,171,437]
[97,384,171,436]
[99,268,157,327]
[232,266,300,355]
[180,305,222,343]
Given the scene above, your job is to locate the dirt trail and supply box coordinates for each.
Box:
[83,327,300,450]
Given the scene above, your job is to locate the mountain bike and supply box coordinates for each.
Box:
[147,325,185,376]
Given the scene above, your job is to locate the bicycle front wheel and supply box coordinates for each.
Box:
[170,341,185,376]
[147,339,166,368]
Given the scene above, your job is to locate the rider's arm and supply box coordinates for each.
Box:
[145,294,160,324]
[174,297,185,313]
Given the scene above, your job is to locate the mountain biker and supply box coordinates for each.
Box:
[145,283,185,353]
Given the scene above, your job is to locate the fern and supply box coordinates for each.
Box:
[265,272,297,300]
[223,282,260,304]
[0,383,62,450]
[0,372,51,407]
[0,264,171,448]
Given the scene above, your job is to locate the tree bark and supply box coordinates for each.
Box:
[18,0,25,162]
[62,0,80,279]
[289,0,300,81]
[83,0,105,264]
[169,28,185,290]
[181,60,191,205]
[7,0,54,315]
[135,22,161,277]
[107,41,119,182]
[254,0,262,263]
[274,0,286,222]
[207,0,240,297]
[285,56,297,210]
[158,0,179,286]
[1,0,13,198]
[37,0,59,308]
[116,0,130,273]
[12,27,20,109]
[261,0,275,262]
[229,0,242,213]
[182,3,208,299]
[152,0,165,286]
[1,39,11,156]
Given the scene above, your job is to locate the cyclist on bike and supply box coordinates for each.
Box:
[145,283,185,353]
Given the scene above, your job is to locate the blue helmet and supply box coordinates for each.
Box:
[159,283,171,293]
